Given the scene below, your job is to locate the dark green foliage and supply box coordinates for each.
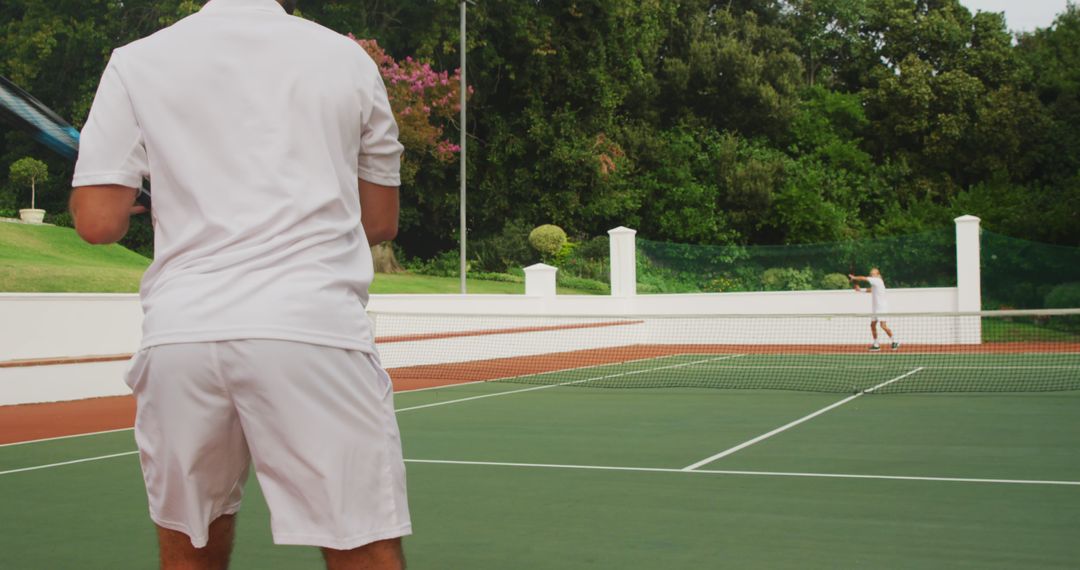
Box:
[1,0,1077,282]
[1045,283,1080,309]
[761,267,816,291]
[635,230,957,294]
[821,272,851,289]
[982,231,1080,308]
[404,249,461,278]
[469,220,537,273]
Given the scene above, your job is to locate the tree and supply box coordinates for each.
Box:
[9,157,48,209]
[352,36,466,186]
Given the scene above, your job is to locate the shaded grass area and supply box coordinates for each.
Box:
[983,316,1080,343]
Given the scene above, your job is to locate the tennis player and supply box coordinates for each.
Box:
[68,0,410,568]
[849,268,900,351]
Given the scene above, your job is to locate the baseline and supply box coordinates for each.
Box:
[404,458,1080,487]
[6,451,1078,488]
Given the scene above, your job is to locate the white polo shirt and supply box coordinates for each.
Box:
[867,276,889,314]
[73,0,403,352]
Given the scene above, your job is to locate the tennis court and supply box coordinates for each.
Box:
[2,313,1079,568]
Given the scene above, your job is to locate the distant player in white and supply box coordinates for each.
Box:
[849,268,899,351]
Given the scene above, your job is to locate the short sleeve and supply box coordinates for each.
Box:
[72,53,149,189]
[357,69,404,187]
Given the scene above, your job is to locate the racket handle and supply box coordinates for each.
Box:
[135,187,152,209]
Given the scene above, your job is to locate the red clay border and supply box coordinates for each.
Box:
[0,354,133,369]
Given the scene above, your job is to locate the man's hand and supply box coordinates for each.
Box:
[70,184,141,244]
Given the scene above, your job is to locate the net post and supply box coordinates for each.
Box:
[608,226,637,298]
[524,263,558,297]
[954,215,982,343]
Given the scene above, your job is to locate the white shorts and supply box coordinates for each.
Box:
[124,340,411,549]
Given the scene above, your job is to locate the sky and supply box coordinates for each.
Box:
[958,0,1071,32]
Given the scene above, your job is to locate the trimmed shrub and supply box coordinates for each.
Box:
[49,211,74,228]
[1045,282,1080,309]
[528,224,567,259]
[405,250,462,277]
[761,267,815,291]
[820,272,851,290]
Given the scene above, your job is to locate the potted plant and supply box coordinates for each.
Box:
[10,157,49,224]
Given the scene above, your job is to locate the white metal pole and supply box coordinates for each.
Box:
[459,0,468,294]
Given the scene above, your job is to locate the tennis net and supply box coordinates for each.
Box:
[369,309,1080,394]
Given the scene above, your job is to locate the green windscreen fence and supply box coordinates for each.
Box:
[982,230,1080,310]
[636,230,956,294]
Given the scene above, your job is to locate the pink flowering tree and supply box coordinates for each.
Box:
[352,36,471,185]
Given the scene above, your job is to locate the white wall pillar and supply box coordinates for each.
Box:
[954,214,982,344]
[608,226,637,297]
[524,263,558,297]
[954,215,982,312]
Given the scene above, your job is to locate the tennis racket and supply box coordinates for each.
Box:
[0,75,151,209]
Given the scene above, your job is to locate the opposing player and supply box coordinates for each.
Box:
[69,0,410,568]
[849,268,899,351]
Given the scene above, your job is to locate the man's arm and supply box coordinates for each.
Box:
[70,184,144,244]
[849,274,872,293]
[359,178,399,246]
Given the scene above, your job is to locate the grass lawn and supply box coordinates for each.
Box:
[0,220,150,293]
[0,220,601,295]
[982,315,1080,342]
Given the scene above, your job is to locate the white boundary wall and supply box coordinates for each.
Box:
[0,216,982,405]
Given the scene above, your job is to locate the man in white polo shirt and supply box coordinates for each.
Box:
[69,0,410,567]
[849,268,900,351]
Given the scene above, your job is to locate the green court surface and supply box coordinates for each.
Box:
[2,354,1079,568]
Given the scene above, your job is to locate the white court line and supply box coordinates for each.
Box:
[6,451,1076,487]
[404,458,1080,487]
[0,451,139,476]
[395,355,744,413]
[681,367,925,471]
[394,353,687,394]
[0,427,135,448]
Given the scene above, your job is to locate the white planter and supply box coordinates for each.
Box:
[18,209,45,224]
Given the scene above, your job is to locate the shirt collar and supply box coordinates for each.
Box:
[201,0,286,15]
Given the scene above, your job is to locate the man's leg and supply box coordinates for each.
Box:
[880,321,894,339]
[158,514,237,570]
[870,321,879,342]
[126,344,252,570]
[880,321,899,349]
[224,341,411,560]
[322,538,405,570]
